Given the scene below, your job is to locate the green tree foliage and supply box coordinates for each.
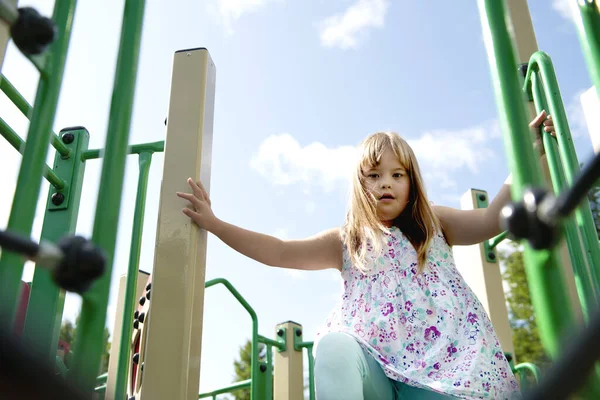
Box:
[500,242,550,370]
[232,339,267,400]
[499,174,600,376]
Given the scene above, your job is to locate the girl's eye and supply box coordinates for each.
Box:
[368,173,379,179]
[393,173,403,178]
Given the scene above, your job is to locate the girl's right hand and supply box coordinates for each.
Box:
[177,178,218,231]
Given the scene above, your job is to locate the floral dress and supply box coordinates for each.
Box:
[315,227,522,399]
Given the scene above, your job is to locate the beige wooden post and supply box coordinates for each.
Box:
[105,270,150,397]
[138,47,216,400]
[274,321,304,400]
[453,189,515,357]
[505,0,583,323]
[0,0,18,70]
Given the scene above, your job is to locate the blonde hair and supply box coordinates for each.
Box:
[341,131,442,274]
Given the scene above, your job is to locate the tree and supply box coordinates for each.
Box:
[587,174,600,239]
[500,241,551,370]
[231,340,268,400]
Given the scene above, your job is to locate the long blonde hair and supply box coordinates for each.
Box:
[341,131,441,274]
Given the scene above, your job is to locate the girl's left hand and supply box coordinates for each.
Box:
[530,110,556,156]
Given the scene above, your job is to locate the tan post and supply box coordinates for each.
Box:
[274,321,304,400]
[105,270,150,397]
[138,48,216,400]
[0,0,18,70]
[452,189,515,358]
[504,0,583,323]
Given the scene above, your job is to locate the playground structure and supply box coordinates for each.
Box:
[1,0,600,399]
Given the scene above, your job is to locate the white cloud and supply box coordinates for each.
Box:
[305,201,316,214]
[213,0,281,35]
[319,0,389,49]
[580,86,600,151]
[249,133,358,191]
[552,0,575,22]
[250,123,497,194]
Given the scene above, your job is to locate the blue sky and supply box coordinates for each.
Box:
[1,0,598,396]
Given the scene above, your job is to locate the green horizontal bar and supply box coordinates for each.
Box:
[0,116,65,190]
[82,140,164,160]
[488,231,508,249]
[0,74,70,157]
[258,334,285,351]
[198,379,251,398]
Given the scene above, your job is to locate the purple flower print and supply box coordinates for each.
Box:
[447,343,457,357]
[424,326,441,342]
[433,362,441,370]
[382,302,394,316]
[426,309,433,315]
[404,300,413,311]
[467,312,478,324]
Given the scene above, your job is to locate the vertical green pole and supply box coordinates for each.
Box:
[477,0,576,358]
[113,151,152,400]
[0,0,77,327]
[67,0,146,393]
[573,1,600,101]
[528,71,598,320]
[21,127,89,365]
[531,53,600,295]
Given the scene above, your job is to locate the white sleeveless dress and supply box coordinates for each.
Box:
[314,227,522,399]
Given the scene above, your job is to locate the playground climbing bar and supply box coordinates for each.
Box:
[0,73,70,156]
[478,0,578,359]
[67,0,146,393]
[113,151,154,400]
[527,65,599,321]
[0,0,76,326]
[573,1,600,100]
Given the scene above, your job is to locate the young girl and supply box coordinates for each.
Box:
[176,111,555,400]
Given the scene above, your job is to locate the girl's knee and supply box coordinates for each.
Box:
[315,332,362,360]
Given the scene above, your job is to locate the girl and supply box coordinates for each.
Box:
[176,111,555,400]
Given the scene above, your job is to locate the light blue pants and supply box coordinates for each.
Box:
[314,332,457,400]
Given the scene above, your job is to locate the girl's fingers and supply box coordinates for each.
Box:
[177,191,204,209]
[187,178,205,200]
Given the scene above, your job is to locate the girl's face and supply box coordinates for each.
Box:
[363,148,411,226]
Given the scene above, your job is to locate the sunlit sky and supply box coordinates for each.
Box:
[1,0,598,395]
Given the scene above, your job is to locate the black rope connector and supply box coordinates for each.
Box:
[52,235,106,293]
[500,187,559,250]
[10,7,56,56]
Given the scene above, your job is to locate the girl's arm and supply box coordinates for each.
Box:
[176,178,343,271]
[434,111,555,247]
[211,221,343,271]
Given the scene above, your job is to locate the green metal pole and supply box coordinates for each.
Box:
[205,278,259,400]
[573,1,600,101]
[67,0,146,393]
[20,127,89,365]
[81,140,164,160]
[477,0,577,359]
[0,0,77,327]
[528,70,598,320]
[113,151,153,400]
[0,74,70,157]
[0,117,65,190]
[528,52,600,298]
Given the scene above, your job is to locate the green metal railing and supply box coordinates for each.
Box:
[67,0,146,393]
[524,54,600,321]
[0,0,76,326]
[478,0,600,397]
[1,0,600,399]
